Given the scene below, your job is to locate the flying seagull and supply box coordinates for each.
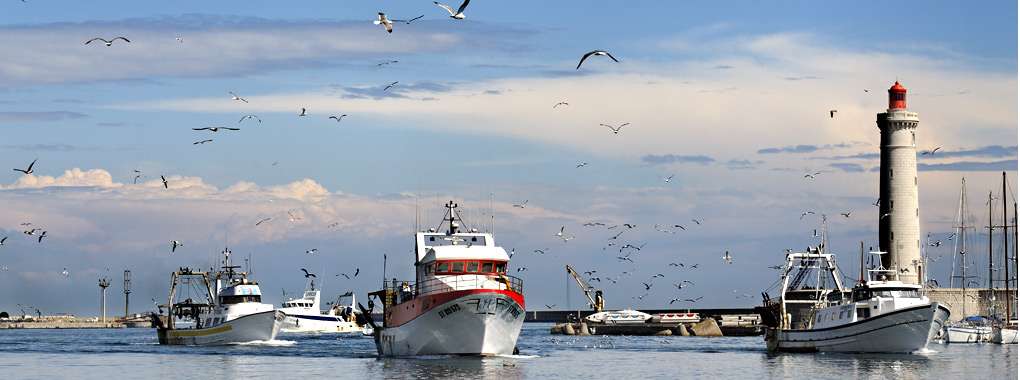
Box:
[298,108,307,116]
[12,159,36,175]
[840,211,852,218]
[553,101,569,108]
[383,81,399,91]
[300,268,317,278]
[545,304,556,309]
[255,217,272,226]
[192,127,240,132]
[829,110,837,118]
[329,115,348,122]
[133,172,143,184]
[921,147,942,155]
[601,123,629,134]
[337,273,350,280]
[238,114,262,124]
[403,15,425,24]
[377,60,399,67]
[576,50,620,70]
[229,92,249,103]
[85,37,130,46]
[723,250,733,264]
[193,139,213,145]
[433,0,470,19]
[160,175,168,189]
[513,200,528,208]
[576,162,588,168]
[0,236,6,246]
[61,268,70,277]
[516,267,527,272]
[169,240,182,253]
[664,175,674,183]
[374,13,395,33]
[353,268,360,277]
[800,211,816,219]
[305,248,318,255]
[36,231,47,243]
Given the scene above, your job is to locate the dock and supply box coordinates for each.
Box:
[535,308,764,336]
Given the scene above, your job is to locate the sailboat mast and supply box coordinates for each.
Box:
[1002,171,1011,320]
[989,191,995,290]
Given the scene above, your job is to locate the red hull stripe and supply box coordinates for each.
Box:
[385,289,525,327]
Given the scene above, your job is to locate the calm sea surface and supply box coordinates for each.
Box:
[0,324,1015,379]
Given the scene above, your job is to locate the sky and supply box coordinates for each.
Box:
[0,1,1017,316]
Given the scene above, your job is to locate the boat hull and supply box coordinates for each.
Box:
[768,303,950,353]
[281,313,361,333]
[375,291,525,356]
[991,326,1019,344]
[158,310,284,345]
[943,325,991,343]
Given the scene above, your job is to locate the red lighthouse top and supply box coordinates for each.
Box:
[888,81,907,109]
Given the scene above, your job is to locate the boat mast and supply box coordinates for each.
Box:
[1002,171,1011,321]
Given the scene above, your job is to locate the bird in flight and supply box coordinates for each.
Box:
[873,198,881,207]
[669,298,683,305]
[229,92,249,103]
[300,268,316,278]
[921,147,942,155]
[36,231,47,243]
[691,219,702,225]
[664,175,674,183]
[133,170,143,184]
[723,250,733,264]
[617,256,634,263]
[12,159,37,175]
[193,139,213,145]
[829,110,837,118]
[238,114,261,124]
[576,162,588,168]
[337,273,350,280]
[305,248,318,255]
[298,108,308,117]
[377,60,399,67]
[85,37,130,46]
[576,50,620,70]
[193,127,240,132]
[61,268,70,278]
[545,304,556,309]
[374,13,395,33]
[642,282,653,291]
[601,123,629,134]
[160,175,168,189]
[803,172,822,179]
[800,211,816,219]
[353,268,360,277]
[433,0,471,19]
[169,240,182,253]
[329,115,348,122]
[516,267,527,272]
[683,297,704,303]
[23,228,40,236]
[255,217,272,226]
[0,236,6,246]
[880,213,892,220]
[553,101,569,108]
[533,249,546,255]
[402,15,425,24]
[513,200,528,208]
[175,36,183,43]
[840,211,852,218]
[383,81,399,91]
[669,262,684,268]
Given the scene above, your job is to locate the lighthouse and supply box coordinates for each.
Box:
[877,81,922,284]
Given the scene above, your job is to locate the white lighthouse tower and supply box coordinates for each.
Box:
[877,81,922,285]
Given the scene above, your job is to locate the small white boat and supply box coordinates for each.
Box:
[761,247,950,353]
[991,324,1019,344]
[942,316,992,343]
[279,283,363,333]
[585,309,652,324]
[154,249,284,345]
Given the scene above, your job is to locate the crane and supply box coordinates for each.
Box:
[565,264,605,312]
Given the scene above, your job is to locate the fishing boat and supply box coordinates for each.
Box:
[760,245,950,353]
[153,249,284,345]
[279,280,363,333]
[363,201,525,356]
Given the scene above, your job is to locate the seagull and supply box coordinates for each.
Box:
[377,60,399,67]
[840,211,852,218]
[175,37,183,43]
[61,268,69,277]
[664,175,674,183]
[800,211,816,219]
[723,250,733,264]
[328,115,348,122]
[947,232,957,240]
[554,226,567,238]
[651,273,664,278]
[804,172,822,179]
[160,175,168,189]
[85,37,130,46]
[576,50,620,70]
[23,228,39,236]
[513,200,528,208]
[642,282,652,290]
[576,162,588,168]
[683,297,704,303]
[623,223,637,229]
[880,213,892,220]
[921,147,942,155]
[305,248,318,255]
[287,211,302,222]
[669,298,683,305]
[169,240,182,253]
[673,224,686,231]
[229,92,249,103]
[829,110,837,118]
[35,232,46,243]
[373,13,395,33]
[584,270,597,276]
[617,256,634,263]
[193,139,213,145]
[691,219,702,225]
[929,240,943,247]
[255,217,272,226]
[669,262,684,268]
[433,0,470,19]
[402,15,425,24]
[353,268,359,277]
[133,172,143,184]
[13,158,38,175]
[533,249,546,255]
[0,237,6,246]
[601,123,629,134]
[544,304,556,309]
[238,114,262,124]
[298,108,307,116]
[553,101,569,108]
[300,268,316,278]
[383,81,399,91]
[516,267,527,272]
[873,198,881,207]
[769,265,784,270]
[337,273,350,280]
[192,127,240,132]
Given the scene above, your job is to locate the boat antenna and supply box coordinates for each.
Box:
[859,241,865,284]
[382,253,387,288]
[490,191,495,235]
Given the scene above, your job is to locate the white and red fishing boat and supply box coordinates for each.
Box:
[364,201,525,356]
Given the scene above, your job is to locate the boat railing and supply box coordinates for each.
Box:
[380,274,524,306]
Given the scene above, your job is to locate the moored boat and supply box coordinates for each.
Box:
[279,281,363,333]
[364,201,525,356]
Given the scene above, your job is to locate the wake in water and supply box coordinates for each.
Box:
[232,339,297,347]
[494,354,540,359]
[913,347,939,355]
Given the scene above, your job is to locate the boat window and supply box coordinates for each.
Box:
[467,262,479,273]
[425,264,434,275]
[872,289,920,298]
[437,262,448,272]
[495,263,506,274]
[424,234,487,246]
[482,262,493,273]
[220,295,261,304]
[205,318,212,326]
[452,262,464,273]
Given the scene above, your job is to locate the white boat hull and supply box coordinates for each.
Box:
[281,313,362,333]
[375,292,524,356]
[991,326,1019,344]
[159,310,284,345]
[769,303,950,353]
[943,325,991,343]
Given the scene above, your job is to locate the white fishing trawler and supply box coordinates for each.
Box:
[279,279,363,333]
[363,201,525,356]
[760,246,950,353]
[153,249,284,345]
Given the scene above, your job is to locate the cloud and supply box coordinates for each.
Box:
[829,163,865,172]
[336,81,454,100]
[0,111,87,122]
[783,75,822,81]
[925,145,1017,159]
[641,154,715,165]
[918,159,1016,172]
[758,143,855,154]
[2,168,120,189]
[0,144,80,152]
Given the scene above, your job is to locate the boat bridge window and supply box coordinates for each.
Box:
[220,295,261,304]
[424,234,488,247]
[871,289,919,298]
[431,260,508,275]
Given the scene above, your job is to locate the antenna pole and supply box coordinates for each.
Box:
[859,241,864,284]
[1002,171,1011,320]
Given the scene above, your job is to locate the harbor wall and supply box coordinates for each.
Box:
[926,288,1016,321]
